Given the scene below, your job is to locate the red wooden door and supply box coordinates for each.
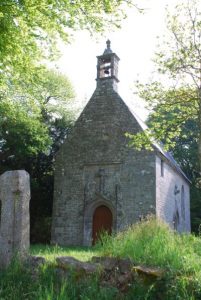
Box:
[92,205,112,245]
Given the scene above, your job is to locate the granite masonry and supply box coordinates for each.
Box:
[0,170,30,268]
[51,41,191,246]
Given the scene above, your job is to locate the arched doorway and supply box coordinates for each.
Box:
[92,205,112,245]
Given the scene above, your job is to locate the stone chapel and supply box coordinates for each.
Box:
[51,41,191,246]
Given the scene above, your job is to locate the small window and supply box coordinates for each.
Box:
[181,185,185,220]
[161,159,164,177]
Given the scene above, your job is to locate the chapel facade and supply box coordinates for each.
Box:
[51,41,191,246]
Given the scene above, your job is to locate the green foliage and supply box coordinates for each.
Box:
[30,244,97,262]
[30,68,75,106]
[190,185,201,233]
[126,131,153,151]
[0,68,75,243]
[129,1,201,232]
[3,220,201,299]
[0,259,118,300]
[130,0,201,173]
[98,218,201,299]
[98,217,201,271]
[132,72,199,153]
[0,68,75,164]
[0,97,50,160]
[0,260,39,300]
[0,0,134,88]
[26,70,76,244]
[155,0,201,83]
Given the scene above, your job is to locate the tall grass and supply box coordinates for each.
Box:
[98,217,201,273]
[97,217,201,299]
[0,260,119,300]
[1,218,201,299]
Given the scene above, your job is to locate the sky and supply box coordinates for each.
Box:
[56,0,180,120]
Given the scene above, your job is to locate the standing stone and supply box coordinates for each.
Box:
[0,170,30,268]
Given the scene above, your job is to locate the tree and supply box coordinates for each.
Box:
[0,0,136,88]
[127,1,201,232]
[27,69,75,243]
[0,68,75,165]
[0,97,51,162]
[129,0,201,185]
[0,69,75,242]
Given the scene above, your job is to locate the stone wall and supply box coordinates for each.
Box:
[121,149,156,228]
[156,155,191,232]
[0,170,30,268]
[51,88,157,246]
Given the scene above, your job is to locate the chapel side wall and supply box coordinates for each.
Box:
[119,149,156,230]
[156,155,191,232]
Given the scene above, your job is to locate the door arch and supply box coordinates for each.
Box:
[92,205,112,245]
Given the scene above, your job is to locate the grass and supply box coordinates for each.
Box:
[97,217,201,299]
[30,244,98,262]
[1,218,201,299]
[0,259,118,300]
[98,217,201,273]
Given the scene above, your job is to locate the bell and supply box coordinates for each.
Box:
[104,69,110,75]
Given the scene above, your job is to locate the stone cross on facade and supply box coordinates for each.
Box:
[97,168,107,194]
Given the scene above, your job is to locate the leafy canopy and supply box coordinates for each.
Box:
[0,68,75,162]
[129,0,201,166]
[0,0,134,86]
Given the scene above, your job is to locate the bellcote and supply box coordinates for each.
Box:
[96,40,120,92]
